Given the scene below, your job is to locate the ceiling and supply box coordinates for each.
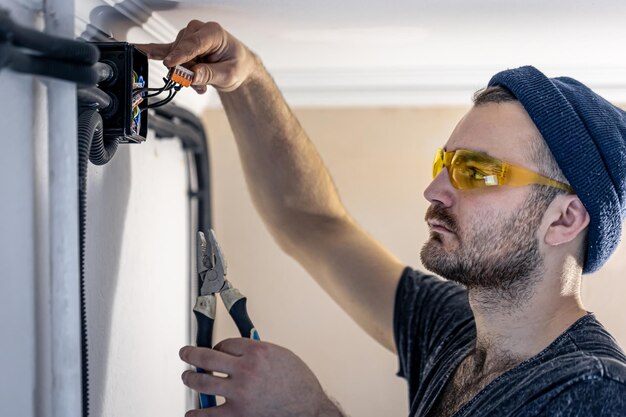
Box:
[77,0,626,107]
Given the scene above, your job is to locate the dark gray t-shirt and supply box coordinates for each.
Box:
[394,267,626,417]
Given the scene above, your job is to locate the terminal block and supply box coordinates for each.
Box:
[167,65,194,87]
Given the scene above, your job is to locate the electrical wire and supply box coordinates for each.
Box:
[133,77,173,97]
[147,85,182,109]
[144,82,174,98]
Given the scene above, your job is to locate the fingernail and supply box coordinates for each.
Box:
[179,346,188,359]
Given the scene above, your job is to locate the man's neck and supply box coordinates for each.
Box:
[466,268,587,373]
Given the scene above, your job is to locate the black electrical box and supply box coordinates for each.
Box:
[92,42,148,144]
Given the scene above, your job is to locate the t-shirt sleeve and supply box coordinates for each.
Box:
[393,267,473,394]
[536,378,626,417]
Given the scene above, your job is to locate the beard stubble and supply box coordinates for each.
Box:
[420,189,550,305]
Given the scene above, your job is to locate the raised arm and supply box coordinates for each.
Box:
[138,20,405,351]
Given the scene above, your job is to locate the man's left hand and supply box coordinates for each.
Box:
[180,338,344,417]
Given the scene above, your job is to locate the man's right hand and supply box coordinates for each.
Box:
[136,20,258,94]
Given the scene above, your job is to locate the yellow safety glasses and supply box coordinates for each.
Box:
[432,148,574,192]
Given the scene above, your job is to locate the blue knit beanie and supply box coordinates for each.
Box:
[488,66,626,274]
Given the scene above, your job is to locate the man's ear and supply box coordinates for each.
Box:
[544,195,590,246]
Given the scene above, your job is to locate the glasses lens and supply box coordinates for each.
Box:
[450,151,500,189]
[433,149,444,179]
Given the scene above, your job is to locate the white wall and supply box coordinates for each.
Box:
[84,132,191,416]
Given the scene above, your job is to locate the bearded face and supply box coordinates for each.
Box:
[420,189,550,303]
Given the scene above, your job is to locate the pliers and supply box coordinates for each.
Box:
[193,229,260,408]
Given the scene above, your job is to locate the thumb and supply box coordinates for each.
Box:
[190,61,246,92]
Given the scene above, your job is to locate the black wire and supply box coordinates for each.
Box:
[149,96,176,109]
[134,87,164,93]
[144,82,175,98]
[149,88,174,105]
[133,77,173,96]
[147,86,181,109]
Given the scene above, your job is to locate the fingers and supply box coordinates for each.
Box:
[212,337,258,356]
[134,42,173,60]
[134,20,205,62]
[163,21,227,68]
[190,62,242,92]
[192,85,208,95]
[180,346,238,374]
[181,370,229,396]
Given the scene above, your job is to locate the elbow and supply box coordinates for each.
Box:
[266,211,352,258]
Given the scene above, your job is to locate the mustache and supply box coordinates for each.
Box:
[425,205,458,233]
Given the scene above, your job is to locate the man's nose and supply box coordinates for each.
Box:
[423,168,455,208]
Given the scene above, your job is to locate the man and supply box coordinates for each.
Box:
[138,20,626,417]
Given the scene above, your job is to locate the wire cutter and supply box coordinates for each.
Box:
[193,229,260,408]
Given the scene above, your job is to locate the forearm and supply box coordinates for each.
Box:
[218,56,348,247]
[317,395,347,417]
[219,57,403,351]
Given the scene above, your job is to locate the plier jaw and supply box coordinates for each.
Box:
[197,230,227,296]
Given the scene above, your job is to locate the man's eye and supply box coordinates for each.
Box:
[462,166,486,179]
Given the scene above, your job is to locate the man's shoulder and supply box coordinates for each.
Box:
[458,316,626,416]
[526,314,626,392]
[563,313,626,381]
[538,375,626,417]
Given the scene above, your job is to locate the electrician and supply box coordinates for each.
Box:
[138,20,626,417]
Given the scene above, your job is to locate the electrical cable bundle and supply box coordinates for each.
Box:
[132,64,193,114]
[0,8,99,85]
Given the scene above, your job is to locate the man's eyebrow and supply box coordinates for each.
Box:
[443,146,497,158]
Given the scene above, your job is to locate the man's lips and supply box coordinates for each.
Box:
[427,219,455,234]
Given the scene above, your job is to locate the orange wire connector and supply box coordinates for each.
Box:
[167,65,194,87]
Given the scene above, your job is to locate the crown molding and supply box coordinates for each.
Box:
[202,65,626,108]
[73,2,626,109]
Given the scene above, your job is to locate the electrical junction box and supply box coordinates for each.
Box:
[91,42,148,143]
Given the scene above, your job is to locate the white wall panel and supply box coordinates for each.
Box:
[84,132,190,416]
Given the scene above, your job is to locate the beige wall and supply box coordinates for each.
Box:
[203,106,625,417]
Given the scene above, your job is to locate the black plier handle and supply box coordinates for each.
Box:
[193,230,260,408]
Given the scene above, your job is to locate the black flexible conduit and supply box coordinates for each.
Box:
[77,88,113,114]
[76,108,119,417]
[77,109,98,417]
[79,109,119,165]
[76,65,117,417]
